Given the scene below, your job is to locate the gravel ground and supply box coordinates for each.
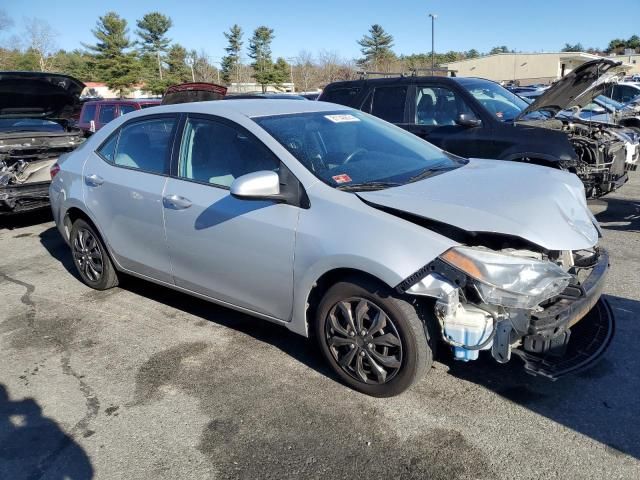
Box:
[0,175,639,480]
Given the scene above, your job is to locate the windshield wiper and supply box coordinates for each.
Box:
[408,165,455,183]
[336,181,402,192]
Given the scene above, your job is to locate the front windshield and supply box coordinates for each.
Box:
[463,80,528,122]
[595,95,623,110]
[254,110,466,190]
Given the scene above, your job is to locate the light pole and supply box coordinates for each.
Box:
[429,13,437,75]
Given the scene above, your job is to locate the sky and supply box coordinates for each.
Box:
[2,0,639,62]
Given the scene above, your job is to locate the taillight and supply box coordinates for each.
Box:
[50,163,61,179]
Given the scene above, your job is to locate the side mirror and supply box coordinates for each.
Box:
[230,170,282,201]
[456,113,482,128]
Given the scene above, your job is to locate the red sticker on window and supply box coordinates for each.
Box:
[332,174,352,184]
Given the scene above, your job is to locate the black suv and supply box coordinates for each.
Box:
[319,76,576,167]
[319,62,634,198]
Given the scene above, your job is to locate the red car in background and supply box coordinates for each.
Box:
[77,99,161,134]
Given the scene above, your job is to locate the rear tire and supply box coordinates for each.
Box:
[315,277,432,397]
[70,219,118,290]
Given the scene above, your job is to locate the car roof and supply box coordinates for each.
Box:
[121,99,350,119]
[323,76,503,91]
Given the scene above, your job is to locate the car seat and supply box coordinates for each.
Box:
[115,132,150,169]
[190,124,236,186]
[416,94,437,125]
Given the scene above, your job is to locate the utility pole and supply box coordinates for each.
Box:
[429,13,437,75]
[186,55,195,82]
[287,57,296,92]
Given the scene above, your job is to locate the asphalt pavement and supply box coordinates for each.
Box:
[1,175,639,480]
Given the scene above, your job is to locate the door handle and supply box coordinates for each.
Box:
[163,194,192,210]
[85,174,104,186]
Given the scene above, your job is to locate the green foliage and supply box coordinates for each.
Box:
[465,49,480,59]
[489,46,511,55]
[136,12,172,54]
[561,43,584,52]
[85,12,140,97]
[165,43,192,83]
[357,24,395,69]
[221,24,243,84]
[249,26,275,91]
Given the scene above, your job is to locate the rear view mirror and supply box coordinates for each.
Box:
[230,170,282,201]
[456,113,482,128]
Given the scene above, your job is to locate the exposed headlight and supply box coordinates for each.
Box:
[440,246,572,309]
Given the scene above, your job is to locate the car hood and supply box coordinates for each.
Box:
[357,159,599,251]
[516,59,628,119]
[0,71,85,119]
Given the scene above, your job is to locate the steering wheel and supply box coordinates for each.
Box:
[343,148,368,164]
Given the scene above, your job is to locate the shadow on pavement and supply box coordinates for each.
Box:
[445,294,640,460]
[0,384,93,479]
[590,196,640,232]
[0,210,52,230]
[38,222,640,461]
[38,225,335,384]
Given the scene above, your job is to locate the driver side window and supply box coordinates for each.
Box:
[178,117,280,188]
[415,87,473,126]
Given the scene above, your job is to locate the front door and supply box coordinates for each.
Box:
[83,115,178,282]
[404,85,488,159]
[162,115,299,320]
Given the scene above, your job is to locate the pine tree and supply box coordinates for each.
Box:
[136,12,172,81]
[221,24,243,84]
[165,44,192,84]
[357,24,394,71]
[85,12,139,97]
[248,26,275,92]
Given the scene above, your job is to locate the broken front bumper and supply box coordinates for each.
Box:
[0,181,51,215]
[513,248,613,379]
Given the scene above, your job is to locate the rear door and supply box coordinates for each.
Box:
[361,85,410,126]
[162,114,299,320]
[96,103,118,130]
[83,114,178,282]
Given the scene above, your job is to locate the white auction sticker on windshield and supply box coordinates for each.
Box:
[324,114,360,123]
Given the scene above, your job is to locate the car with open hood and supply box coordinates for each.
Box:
[319,60,636,198]
[49,100,613,396]
[0,71,85,214]
[517,59,637,197]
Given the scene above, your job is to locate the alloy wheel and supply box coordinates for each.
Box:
[72,228,104,282]
[325,297,403,384]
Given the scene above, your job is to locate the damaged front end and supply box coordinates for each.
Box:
[516,59,637,198]
[400,245,613,379]
[565,121,632,198]
[0,131,83,214]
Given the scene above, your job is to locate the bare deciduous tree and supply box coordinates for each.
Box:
[293,50,317,92]
[23,17,58,71]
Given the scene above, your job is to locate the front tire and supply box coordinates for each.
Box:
[315,277,432,397]
[70,219,119,290]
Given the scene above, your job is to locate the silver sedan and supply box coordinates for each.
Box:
[49,100,612,396]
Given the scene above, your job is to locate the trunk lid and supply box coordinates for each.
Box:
[0,72,85,120]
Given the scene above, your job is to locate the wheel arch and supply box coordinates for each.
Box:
[302,267,398,339]
[62,206,119,268]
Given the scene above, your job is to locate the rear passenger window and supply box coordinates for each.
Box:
[322,87,361,106]
[80,104,96,123]
[178,117,279,188]
[99,105,117,124]
[369,86,408,123]
[119,104,136,115]
[112,118,175,174]
[97,133,118,162]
